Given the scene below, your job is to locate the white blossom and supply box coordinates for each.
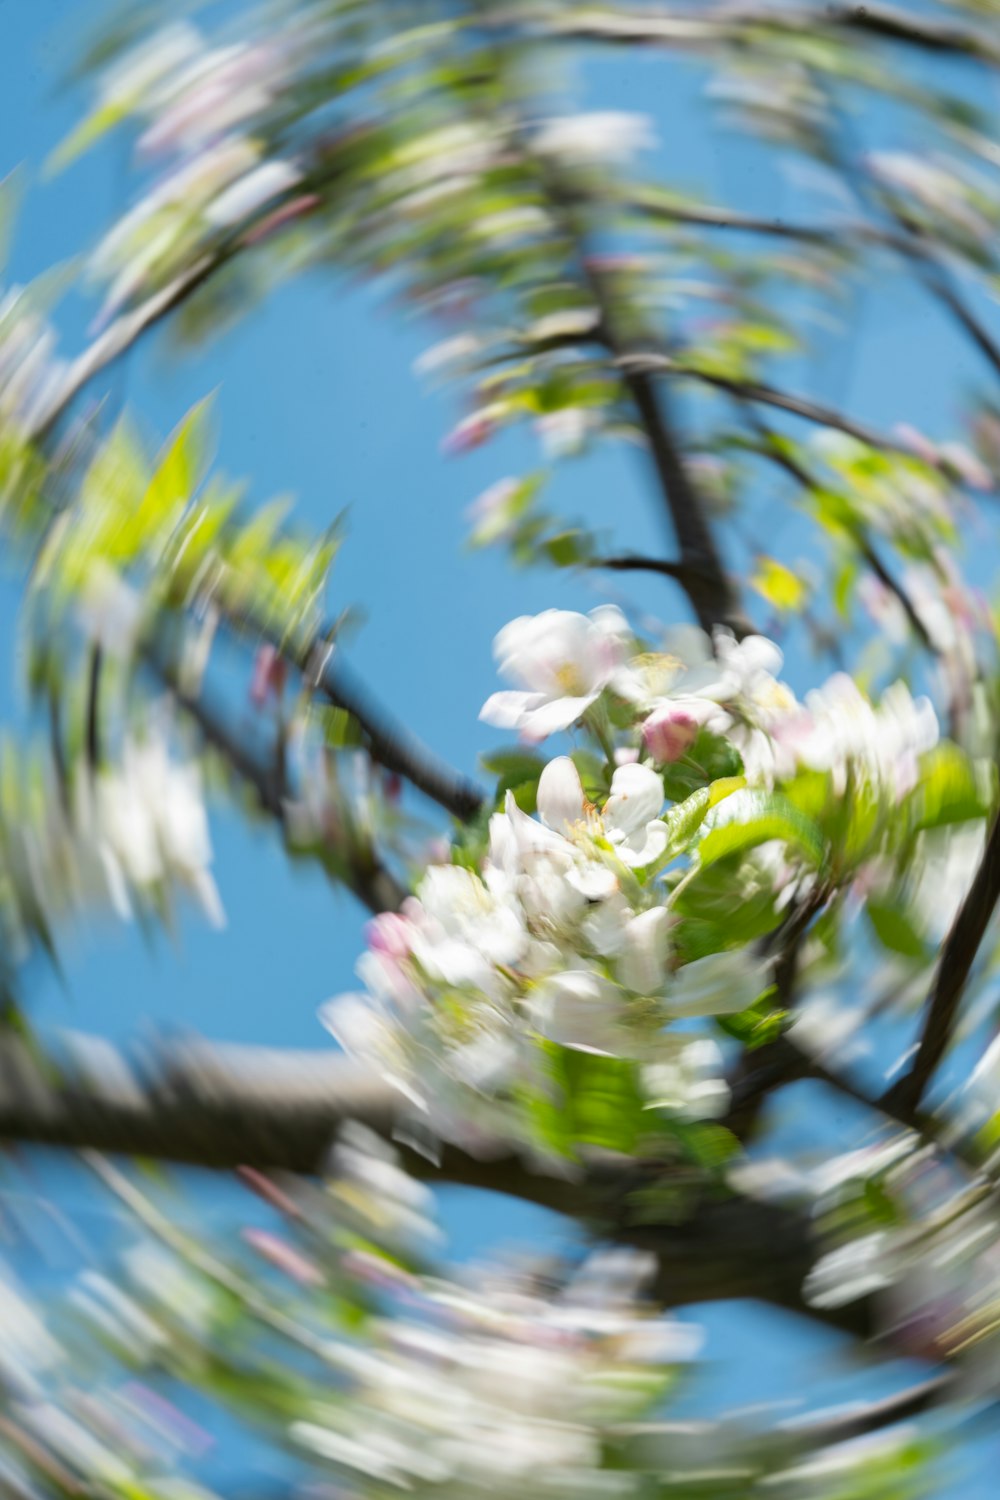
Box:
[537,756,669,870]
[642,1037,730,1120]
[534,112,658,166]
[480,607,630,739]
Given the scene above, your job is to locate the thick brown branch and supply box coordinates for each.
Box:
[526,154,750,636]
[617,362,751,635]
[565,253,751,634]
[0,1026,866,1333]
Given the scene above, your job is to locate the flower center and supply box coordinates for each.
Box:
[554,663,588,696]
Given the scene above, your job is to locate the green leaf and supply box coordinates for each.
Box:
[866,899,927,960]
[529,1045,650,1157]
[715,987,787,1049]
[480,747,547,782]
[672,1120,740,1171]
[907,742,994,832]
[697,792,825,868]
[673,865,783,961]
[46,98,131,175]
[506,779,538,813]
[660,730,744,801]
[833,557,858,619]
[543,529,593,567]
[141,397,216,528]
[571,749,608,801]
[652,777,746,871]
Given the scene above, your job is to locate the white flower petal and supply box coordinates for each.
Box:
[529,970,625,1055]
[519,692,599,737]
[615,819,670,869]
[666,952,768,1018]
[537,757,586,835]
[206,159,301,226]
[479,689,549,729]
[604,762,665,837]
[618,907,672,992]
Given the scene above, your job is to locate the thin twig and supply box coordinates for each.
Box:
[541,173,751,636]
[148,635,408,915]
[85,644,103,772]
[617,351,909,455]
[737,408,934,652]
[593,553,692,580]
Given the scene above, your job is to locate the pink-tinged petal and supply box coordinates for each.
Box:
[519,692,598,738]
[537,757,586,834]
[442,411,496,455]
[250,643,287,706]
[590,604,631,663]
[243,193,321,245]
[605,762,665,837]
[365,911,414,961]
[479,689,548,728]
[642,704,699,763]
[243,1230,323,1287]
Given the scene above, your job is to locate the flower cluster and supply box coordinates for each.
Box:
[0,713,223,970]
[71,19,310,328]
[323,606,948,1153]
[0,284,67,435]
[292,1240,697,1496]
[323,745,767,1148]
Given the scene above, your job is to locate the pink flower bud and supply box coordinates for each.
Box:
[250,644,287,706]
[642,704,699,764]
[442,412,495,455]
[365,911,414,961]
[243,1229,323,1286]
[243,193,321,246]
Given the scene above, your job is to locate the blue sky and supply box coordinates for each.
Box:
[1,2,999,1492]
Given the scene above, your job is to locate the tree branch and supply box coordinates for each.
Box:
[741,414,934,653]
[306,642,484,821]
[883,807,1000,1116]
[627,1371,954,1471]
[147,635,409,915]
[547,184,752,637]
[617,351,908,455]
[0,1025,870,1334]
[515,4,1000,69]
[592,552,692,580]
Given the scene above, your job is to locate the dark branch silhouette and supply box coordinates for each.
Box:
[0,1024,876,1337]
[884,810,1000,1115]
[521,4,1000,69]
